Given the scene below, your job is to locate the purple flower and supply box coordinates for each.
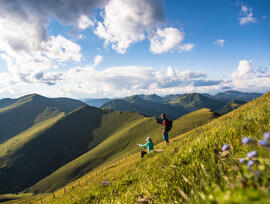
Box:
[254,170,261,177]
[263,131,270,141]
[241,137,254,145]
[247,150,257,159]
[239,158,246,164]
[221,144,230,152]
[247,160,254,170]
[259,139,268,147]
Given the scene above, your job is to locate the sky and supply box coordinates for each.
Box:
[0,0,270,99]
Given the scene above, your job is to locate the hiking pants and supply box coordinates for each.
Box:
[141,151,147,158]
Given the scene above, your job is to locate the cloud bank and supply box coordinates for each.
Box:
[1,60,269,99]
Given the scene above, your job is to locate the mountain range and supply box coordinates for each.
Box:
[100,91,262,119]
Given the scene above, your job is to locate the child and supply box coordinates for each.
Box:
[137,137,154,158]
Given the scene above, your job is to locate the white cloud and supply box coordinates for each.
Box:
[214,39,225,47]
[41,35,82,62]
[150,27,194,54]
[77,15,94,29]
[179,43,194,53]
[93,55,104,66]
[94,0,164,54]
[239,4,256,25]
[231,60,254,79]
[0,1,83,87]
[228,60,270,93]
[150,27,184,54]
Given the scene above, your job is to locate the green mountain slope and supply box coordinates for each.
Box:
[27,108,219,193]
[0,98,14,109]
[0,94,86,143]
[214,90,262,102]
[65,91,270,203]
[168,93,226,112]
[219,99,246,115]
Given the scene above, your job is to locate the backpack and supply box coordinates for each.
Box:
[165,119,173,132]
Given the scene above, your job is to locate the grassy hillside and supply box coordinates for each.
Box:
[27,108,218,193]
[33,91,270,203]
[0,94,86,143]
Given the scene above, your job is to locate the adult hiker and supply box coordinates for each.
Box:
[161,113,171,145]
[137,137,154,158]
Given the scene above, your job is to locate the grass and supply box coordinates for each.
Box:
[20,91,270,203]
[0,193,32,203]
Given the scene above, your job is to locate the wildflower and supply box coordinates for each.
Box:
[221,144,230,151]
[239,158,246,164]
[258,139,268,147]
[247,150,257,159]
[247,160,254,170]
[263,131,270,141]
[241,137,254,145]
[254,170,261,177]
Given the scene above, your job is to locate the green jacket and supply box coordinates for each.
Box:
[139,141,154,153]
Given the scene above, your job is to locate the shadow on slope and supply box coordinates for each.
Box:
[0,105,106,194]
[0,94,86,144]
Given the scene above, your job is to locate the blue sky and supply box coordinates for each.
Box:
[0,0,269,98]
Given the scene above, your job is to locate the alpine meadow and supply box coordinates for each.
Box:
[0,0,270,203]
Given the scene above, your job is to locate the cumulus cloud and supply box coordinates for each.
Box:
[94,0,164,54]
[5,0,106,27]
[0,0,96,90]
[229,60,270,92]
[93,55,104,66]
[150,27,194,54]
[214,39,225,47]
[239,4,256,25]
[231,60,254,79]
[77,15,94,29]
[41,35,82,62]
[150,27,183,54]
[0,1,85,73]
